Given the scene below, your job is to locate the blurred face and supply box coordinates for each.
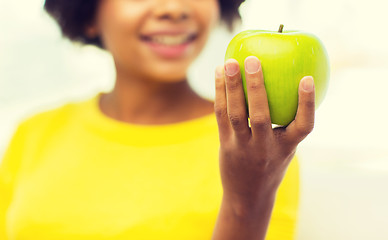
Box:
[90,0,220,82]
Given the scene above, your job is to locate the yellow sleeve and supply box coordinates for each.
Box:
[0,123,27,239]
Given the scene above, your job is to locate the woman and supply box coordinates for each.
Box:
[0,0,315,239]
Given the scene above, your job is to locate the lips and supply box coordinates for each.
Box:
[140,33,197,46]
[140,31,198,58]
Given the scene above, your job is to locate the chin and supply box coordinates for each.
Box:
[152,73,188,83]
[147,64,191,83]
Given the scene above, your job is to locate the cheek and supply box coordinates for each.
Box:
[187,1,219,55]
[96,1,144,51]
[96,2,152,77]
[191,2,220,56]
[196,1,220,30]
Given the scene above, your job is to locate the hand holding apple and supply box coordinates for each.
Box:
[212,25,324,239]
[225,24,329,125]
[212,56,315,239]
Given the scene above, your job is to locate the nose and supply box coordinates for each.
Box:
[153,0,191,22]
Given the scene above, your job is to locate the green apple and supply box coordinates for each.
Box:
[225,24,330,126]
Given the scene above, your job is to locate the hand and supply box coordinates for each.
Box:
[214,56,315,209]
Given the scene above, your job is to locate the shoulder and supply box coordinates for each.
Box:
[21,103,74,129]
[0,95,97,177]
[1,95,95,163]
[18,95,93,133]
[8,95,94,147]
[15,105,72,143]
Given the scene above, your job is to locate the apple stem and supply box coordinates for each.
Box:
[278,24,284,33]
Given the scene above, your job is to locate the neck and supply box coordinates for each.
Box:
[99,70,214,125]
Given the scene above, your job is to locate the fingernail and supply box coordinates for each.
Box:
[302,77,314,92]
[215,65,223,78]
[245,56,260,74]
[225,60,240,76]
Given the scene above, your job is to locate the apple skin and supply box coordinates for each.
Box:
[225,29,330,126]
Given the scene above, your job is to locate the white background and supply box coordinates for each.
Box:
[1,0,388,239]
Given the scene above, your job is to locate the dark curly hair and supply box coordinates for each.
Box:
[44,0,245,49]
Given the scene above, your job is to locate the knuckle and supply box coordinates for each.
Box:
[247,80,263,91]
[303,100,315,110]
[249,114,270,126]
[296,122,314,135]
[215,78,224,91]
[214,104,227,119]
[226,78,240,91]
[228,113,243,126]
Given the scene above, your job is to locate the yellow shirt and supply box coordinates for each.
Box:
[0,93,300,240]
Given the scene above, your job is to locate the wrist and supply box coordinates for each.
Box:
[222,187,278,219]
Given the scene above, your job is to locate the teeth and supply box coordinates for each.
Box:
[150,34,192,45]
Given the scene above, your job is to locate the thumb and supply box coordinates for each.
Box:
[284,76,315,145]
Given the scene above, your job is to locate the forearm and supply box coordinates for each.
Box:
[212,190,277,240]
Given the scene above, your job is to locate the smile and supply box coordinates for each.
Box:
[141,33,197,46]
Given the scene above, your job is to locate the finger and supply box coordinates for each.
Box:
[245,56,272,139]
[284,76,315,146]
[214,65,231,141]
[224,59,250,139]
